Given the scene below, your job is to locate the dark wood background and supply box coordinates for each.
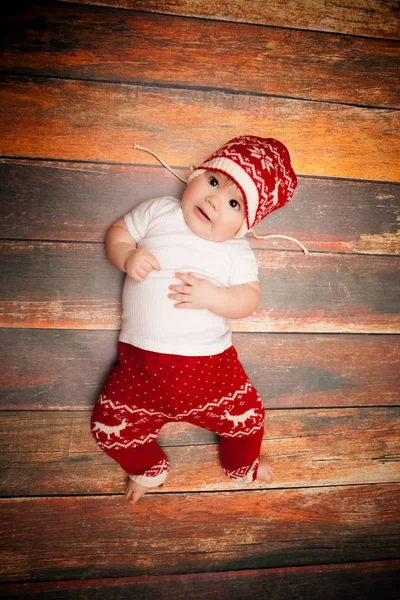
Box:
[1,1,399,598]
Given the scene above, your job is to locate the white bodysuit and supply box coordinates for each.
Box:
[119,196,258,356]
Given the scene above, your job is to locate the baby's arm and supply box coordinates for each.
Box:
[169,273,260,319]
[105,217,160,281]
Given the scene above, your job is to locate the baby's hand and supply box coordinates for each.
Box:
[168,272,219,310]
[124,248,161,282]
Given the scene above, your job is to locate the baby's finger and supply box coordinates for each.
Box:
[147,255,161,271]
[130,272,145,282]
[169,284,190,294]
[173,301,191,309]
[175,272,196,284]
[141,261,154,273]
[168,292,188,302]
[132,266,149,281]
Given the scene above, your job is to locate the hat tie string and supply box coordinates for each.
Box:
[247,230,309,255]
[133,144,188,183]
[133,143,309,255]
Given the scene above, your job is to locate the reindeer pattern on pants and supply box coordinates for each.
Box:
[91,343,265,487]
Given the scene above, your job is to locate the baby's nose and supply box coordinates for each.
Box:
[206,195,219,209]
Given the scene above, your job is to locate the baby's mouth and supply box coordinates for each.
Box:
[197,206,211,221]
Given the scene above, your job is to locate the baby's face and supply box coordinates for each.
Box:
[181,171,245,242]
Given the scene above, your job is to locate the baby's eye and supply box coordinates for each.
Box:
[209,177,219,188]
[229,199,241,210]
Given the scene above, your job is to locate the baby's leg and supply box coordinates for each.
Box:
[219,435,274,484]
[91,393,170,502]
[217,378,272,484]
[178,346,272,485]
[91,342,171,502]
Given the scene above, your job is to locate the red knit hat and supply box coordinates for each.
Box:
[187,136,297,238]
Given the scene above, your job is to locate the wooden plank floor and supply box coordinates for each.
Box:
[1,1,399,598]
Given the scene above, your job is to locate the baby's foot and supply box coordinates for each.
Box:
[257,457,274,484]
[125,478,149,504]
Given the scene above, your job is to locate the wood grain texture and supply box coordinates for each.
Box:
[1,330,399,410]
[1,76,399,182]
[1,0,399,592]
[1,241,399,333]
[58,0,400,39]
[1,485,399,582]
[1,160,399,254]
[3,4,399,108]
[2,560,400,599]
[1,407,399,496]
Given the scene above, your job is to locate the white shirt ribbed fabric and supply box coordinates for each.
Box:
[119,196,259,356]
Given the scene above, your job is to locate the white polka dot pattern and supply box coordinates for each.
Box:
[91,343,265,487]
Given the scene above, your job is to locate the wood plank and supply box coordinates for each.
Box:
[1,241,399,333]
[1,159,399,255]
[1,330,399,410]
[59,0,400,39]
[3,4,399,108]
[1,76,399,182]
[1,408,399,496]
[2,560,400,599]
[0,485,399,581]
[0,160,185,243]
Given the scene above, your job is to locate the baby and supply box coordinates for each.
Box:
[91,136,298,504]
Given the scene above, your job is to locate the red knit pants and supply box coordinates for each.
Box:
[91,342,265,487]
